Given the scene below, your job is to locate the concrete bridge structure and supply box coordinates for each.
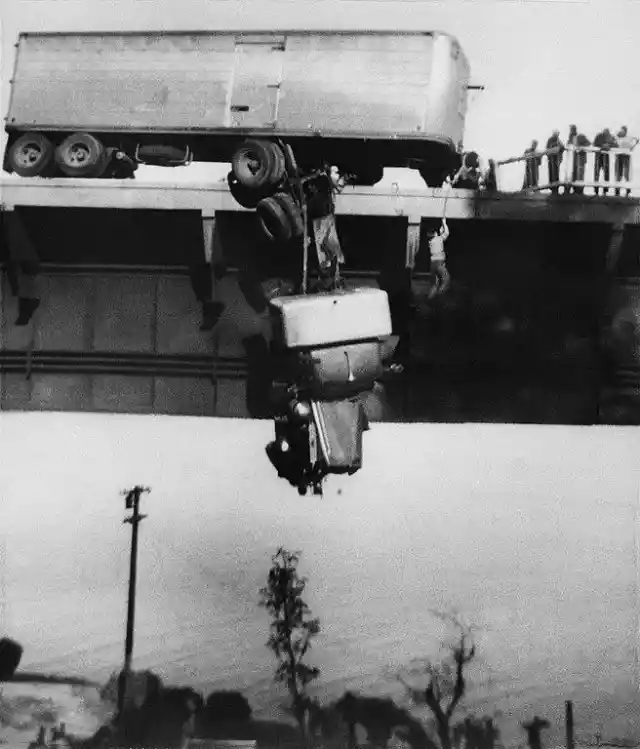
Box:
[1,178,639,424]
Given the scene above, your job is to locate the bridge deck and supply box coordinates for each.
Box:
[2,178,640,225]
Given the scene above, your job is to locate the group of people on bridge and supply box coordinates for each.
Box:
[522,125,638,196]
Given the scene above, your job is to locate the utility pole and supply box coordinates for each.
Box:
[565,700,574,749]
[117,485,150,724]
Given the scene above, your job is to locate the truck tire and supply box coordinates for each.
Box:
[0,637,23,680]
[257,193,304,243]
[55,132,108,178]
[227,171,262,209]
[232,140,285,191]
[7,133,55,178]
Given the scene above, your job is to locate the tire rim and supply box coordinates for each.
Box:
[238,151,264,180]
[246,155,261,175]
[66,143,92,166]
[15,142,45,168]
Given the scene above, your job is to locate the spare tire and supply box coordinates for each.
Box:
[55,132,108,178]
[257,193,304,243]
[0,637,23,680]
[7,133,55,178]
[232,140,285,191]
[227,171,262,209]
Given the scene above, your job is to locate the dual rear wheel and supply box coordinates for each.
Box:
[230,139,304,244]
[8,131,115,178]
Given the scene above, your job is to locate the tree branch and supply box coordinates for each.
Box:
[445,635,475,719]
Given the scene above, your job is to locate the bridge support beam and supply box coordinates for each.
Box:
[405,216,422,269]
[196,211,226,331]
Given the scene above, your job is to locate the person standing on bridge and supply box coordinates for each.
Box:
[615,126,638,197]
[593,128,618,195]
[545,130,564,194]
[522,140,542,190]
[482,159,498,191]
[453,152,481,189]
[567,126,591,195]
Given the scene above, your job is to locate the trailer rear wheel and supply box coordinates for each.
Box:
[55,133,108,178]
[257,192,304,244]
[232,140,285,191]
[7,133,55,178]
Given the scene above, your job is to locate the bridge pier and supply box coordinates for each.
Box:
[404,216,422,269]
[196,211,227,330]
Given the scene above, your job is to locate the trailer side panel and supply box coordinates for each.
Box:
[7,33,237,131]
[6,31,467,144]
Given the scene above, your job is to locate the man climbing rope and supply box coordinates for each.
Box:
[427,217,451,298]
[305,165,345,292]
[381,214,452,366]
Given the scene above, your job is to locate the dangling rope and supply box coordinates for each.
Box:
[301,199,310,295]
[279,141,346,297]
[280,142,310,295]
[441,175,453,227]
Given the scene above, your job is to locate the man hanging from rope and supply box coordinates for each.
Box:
[426,217,451,298]
[382,212,452,367]
[304,164,345,292]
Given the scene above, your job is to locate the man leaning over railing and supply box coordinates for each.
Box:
[522,140,542,189]
[545,130,565,194]
[567,126,591,195]
[615,126,638,197]
[593,128,618,195]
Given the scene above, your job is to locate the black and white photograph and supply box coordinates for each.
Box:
[1,0,639,747]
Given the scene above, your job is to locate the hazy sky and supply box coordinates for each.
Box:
[2,0,640,186]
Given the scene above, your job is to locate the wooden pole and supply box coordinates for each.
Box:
[565,700,574,749]
[117,486,149,724]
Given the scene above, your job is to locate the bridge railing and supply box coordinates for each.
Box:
[494,146,635,196]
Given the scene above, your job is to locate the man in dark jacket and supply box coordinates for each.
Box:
[567,125,591,194]
[546,130,564,194]
[522,140,542,190]
[593,128,618,195]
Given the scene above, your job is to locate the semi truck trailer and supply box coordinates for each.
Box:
[3,29,470,187]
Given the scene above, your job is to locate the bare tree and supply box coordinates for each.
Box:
[399,613,477,749]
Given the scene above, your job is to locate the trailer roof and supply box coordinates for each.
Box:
[17,28,453,39]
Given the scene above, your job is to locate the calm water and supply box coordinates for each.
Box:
[2,413,639,745]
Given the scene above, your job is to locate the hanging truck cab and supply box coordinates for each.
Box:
[266,288,395,496]
[3,29,470,186]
